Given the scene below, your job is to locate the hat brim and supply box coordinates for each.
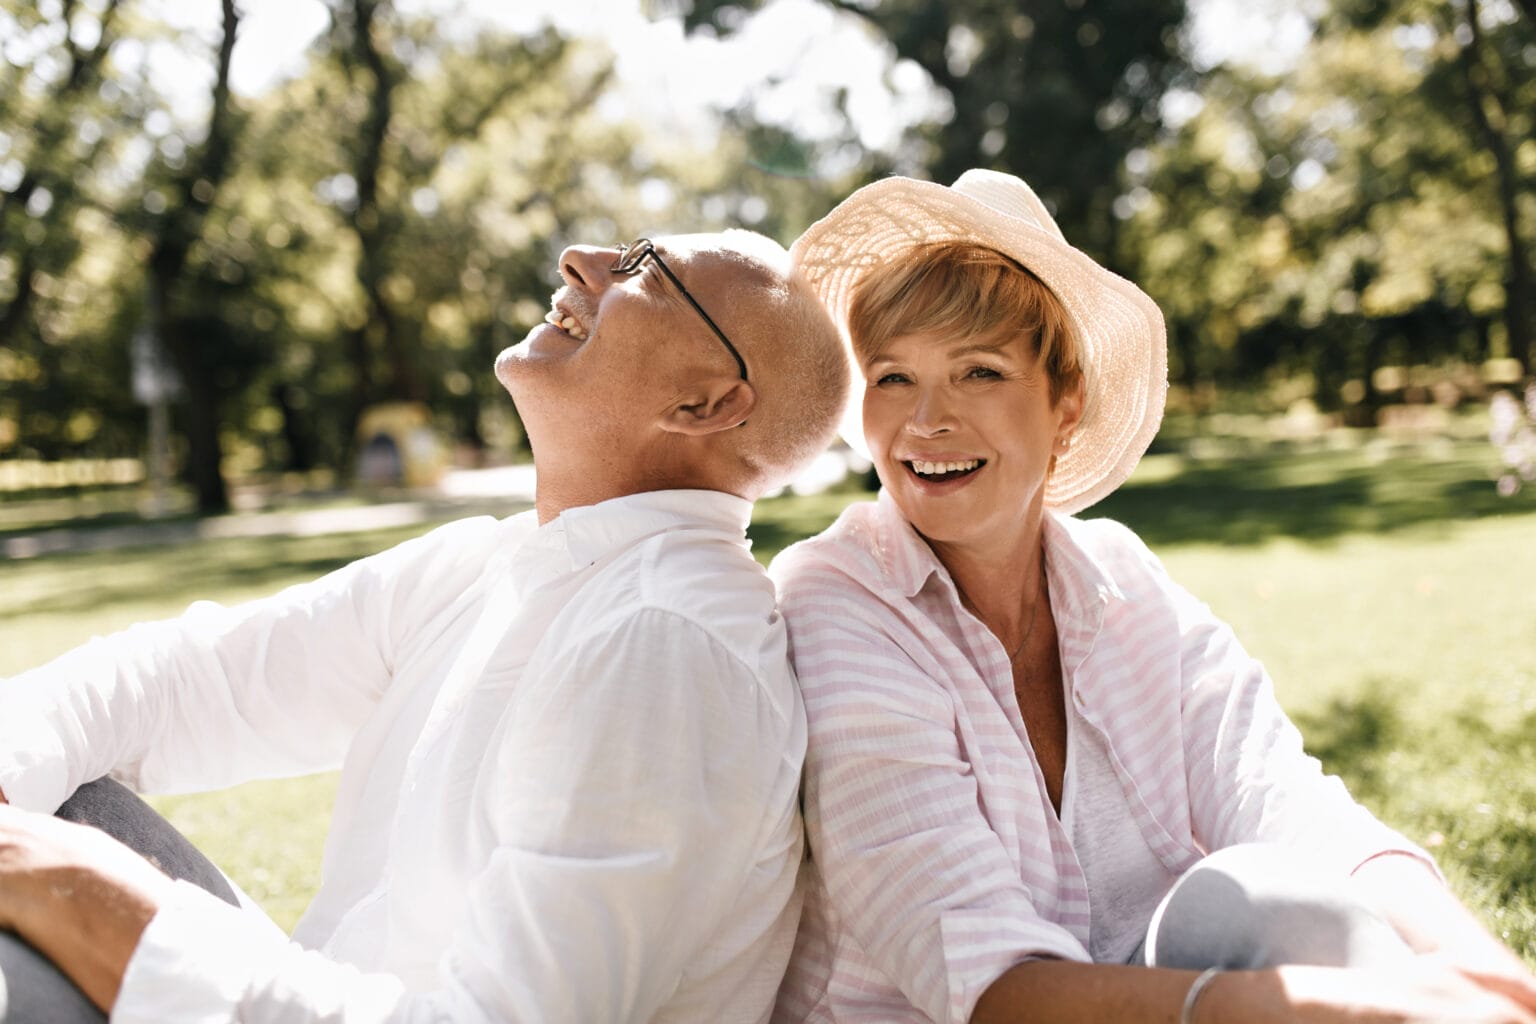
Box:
[790,174,1167,515]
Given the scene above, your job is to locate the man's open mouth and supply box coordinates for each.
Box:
[905,458,983,483]
[543,302,589,341]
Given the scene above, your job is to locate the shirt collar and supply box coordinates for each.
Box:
[869,489,945,598]
[1040,510,1126,647]
[542,489,753,572]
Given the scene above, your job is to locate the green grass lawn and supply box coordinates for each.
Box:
[4,434,1535,957]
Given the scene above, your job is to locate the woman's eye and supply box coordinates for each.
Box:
[966,365,1002,380]
[873,372,911,386]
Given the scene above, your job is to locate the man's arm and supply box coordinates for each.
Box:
[0,517,501,811]
[1,605,800,1023]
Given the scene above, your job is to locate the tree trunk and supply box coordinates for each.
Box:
[346,0,421,405]
[273,383,318,472]
[148,0,242,514]
[1459,0,1535,376]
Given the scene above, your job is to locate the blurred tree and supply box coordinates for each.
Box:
[0,0,121,307]
[665,0,1195,268]
[3,0,730,493]
[1126,0,1533,416]
[1450,0,1534,377]
[0,0,141,462]
[217,13,645,472]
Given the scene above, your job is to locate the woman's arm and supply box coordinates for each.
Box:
[973,958,1536,1024]
[1350,852,1536,1010]
[1111,530,1536,1020]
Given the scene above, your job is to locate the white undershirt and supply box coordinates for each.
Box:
[1059,688,1181,964]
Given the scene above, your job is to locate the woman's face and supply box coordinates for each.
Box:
[861,327,1082,556]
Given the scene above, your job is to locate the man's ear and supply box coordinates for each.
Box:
[661,379,758,436]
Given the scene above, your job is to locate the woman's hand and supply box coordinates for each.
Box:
[1220,962,1536,1024]
[1418,951,1536,1018]
[1346,852,1536,1016]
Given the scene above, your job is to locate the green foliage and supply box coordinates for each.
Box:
[4,0,1534,492]
[673,0,1194,267]
[1125,0,1535,404]
[2,1,839,489]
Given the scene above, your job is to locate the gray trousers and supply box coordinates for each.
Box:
[0,779,239,1024]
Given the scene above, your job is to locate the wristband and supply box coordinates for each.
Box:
[1180,967,1222,1024]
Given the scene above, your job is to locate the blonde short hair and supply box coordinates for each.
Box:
[847,241,1083,403]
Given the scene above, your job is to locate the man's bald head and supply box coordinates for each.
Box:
[495,230,848,518]
[702,230,849,499]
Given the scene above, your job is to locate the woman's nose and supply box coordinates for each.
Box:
[905,386,956,437]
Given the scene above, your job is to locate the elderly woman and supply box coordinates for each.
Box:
[773,170,1536,1024]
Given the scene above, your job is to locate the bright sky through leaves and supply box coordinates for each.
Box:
[142,0,1310,150]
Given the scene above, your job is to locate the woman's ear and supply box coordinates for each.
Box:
[660,379,758,436]
[1054,375,1086,443]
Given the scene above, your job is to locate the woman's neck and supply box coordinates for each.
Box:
[928,509,1049,642]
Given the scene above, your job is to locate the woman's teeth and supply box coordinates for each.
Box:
[910,459,980,476]
[544,309,588,341]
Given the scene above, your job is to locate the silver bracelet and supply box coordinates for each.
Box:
[1180,967,1223,1024]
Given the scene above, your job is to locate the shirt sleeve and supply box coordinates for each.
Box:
[1161,554,1437,879]
[115,606,799,1024]
[0,518,498,812]
[788,577,1088,1024]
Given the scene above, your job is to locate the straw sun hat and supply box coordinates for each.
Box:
[789,169,1168,515]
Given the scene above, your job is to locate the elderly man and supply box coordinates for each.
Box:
[0,230,849,1023]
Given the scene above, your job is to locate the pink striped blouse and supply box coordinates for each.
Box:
[769,493,1428,1024]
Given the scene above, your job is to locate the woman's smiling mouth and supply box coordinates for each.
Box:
[904,458,984,482]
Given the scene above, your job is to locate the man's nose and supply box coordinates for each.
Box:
[558,245,619,291]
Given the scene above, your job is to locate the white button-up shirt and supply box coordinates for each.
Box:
[769,493,1430,1024]
[0,490,806,1023]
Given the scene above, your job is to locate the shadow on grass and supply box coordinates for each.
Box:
[1295,686,1536,955]
[3,525,441,619]
[1094,443,1527,547]
[749,440,1530,560]
[1292,681,1406,805]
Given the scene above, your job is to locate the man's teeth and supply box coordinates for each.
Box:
[543,309,588,341]
[911,459,980,476]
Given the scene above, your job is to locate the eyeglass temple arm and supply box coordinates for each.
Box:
[642,250,751,383]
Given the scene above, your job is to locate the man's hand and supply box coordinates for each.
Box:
[0,803,174,1011]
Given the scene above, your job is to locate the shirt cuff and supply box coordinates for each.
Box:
[113,880,288,1024]
[0,755,68,813]
[1351,843,1445,884]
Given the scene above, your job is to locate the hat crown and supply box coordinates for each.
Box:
[949,168,1067,244]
